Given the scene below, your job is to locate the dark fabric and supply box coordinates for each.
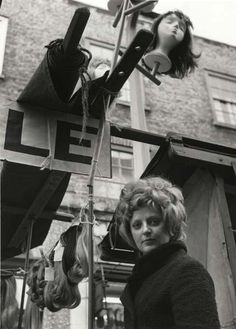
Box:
[46,39,87,102]
[98,221,137,263]
[127,241,187,298]
[120,241,221,329]
[17,48,109,119]
[18,39,87,106]
[1,161,71,260]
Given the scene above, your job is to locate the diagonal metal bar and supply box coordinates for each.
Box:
[124,0,157,16]
[17,219,34,329]
[232,161,236,177]
[118,49,161,86]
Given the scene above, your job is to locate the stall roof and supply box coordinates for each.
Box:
[100,130,236,264]
[142,132,236,187]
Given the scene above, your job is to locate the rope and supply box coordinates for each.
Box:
[78,67,91,142]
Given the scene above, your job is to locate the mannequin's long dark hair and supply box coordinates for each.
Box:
[145,10,200,78]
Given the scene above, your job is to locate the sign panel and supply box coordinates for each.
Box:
[0,102,111,177]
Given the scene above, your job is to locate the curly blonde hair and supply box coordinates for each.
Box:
[115,176,187,249]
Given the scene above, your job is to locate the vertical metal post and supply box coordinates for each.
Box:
[17,219,35,329]
[126,15,151,178]
[110,0,130,73]
[87,184,94,329]
[87,114,106,329]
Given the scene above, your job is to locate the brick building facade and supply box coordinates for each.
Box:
[1,0,236,328]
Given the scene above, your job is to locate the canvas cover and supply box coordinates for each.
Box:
[184,169,236,328]
[1,161,71,260]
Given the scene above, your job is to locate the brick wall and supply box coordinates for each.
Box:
[1,0,236,146]
[1,1,236,327]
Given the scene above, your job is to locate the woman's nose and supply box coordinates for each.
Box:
[142,223,151,234]
[173,21,179,28]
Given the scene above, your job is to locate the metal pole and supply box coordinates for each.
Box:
[110,0,130,73]
[87,184,94,329]
[126,14,151,178]
[124,0,156,15]
[87,113,106,329]
[86,3,130,323]
[17,219,35,329]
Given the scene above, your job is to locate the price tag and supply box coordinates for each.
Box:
[45,267,54,281]
[54,241,64,261]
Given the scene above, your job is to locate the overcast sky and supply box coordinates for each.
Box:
[78,0,236,47]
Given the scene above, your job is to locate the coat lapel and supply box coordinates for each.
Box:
[120,284,135,314]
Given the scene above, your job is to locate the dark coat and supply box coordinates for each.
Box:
[120,241,220,329]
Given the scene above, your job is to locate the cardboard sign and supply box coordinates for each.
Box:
[0,101,111,177]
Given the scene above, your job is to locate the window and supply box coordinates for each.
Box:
[205,70,236,129]
[0,16,8,77]
[111,146,134,183]
[87,39,131,104]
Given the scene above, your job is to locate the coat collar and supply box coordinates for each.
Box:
[125,241,187,300]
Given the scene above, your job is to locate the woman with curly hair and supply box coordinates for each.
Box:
[115,176,220,329]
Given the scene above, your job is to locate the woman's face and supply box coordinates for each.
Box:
[157,14,186,48]
[130,206,170,255]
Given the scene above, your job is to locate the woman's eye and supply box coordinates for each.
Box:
[132,222,141,229]
[149,218,161,225]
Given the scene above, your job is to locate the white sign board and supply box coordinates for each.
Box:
[0,101,111,177]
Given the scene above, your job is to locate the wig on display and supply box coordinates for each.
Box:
[44,224,82,312]
[23,258,47,329]
[25,212,99,313]
[1,270,19,329]
[43,219,90,312]
[23,296,43,329]
[61,225,84,283]
[144,10,200,78]
[26,258,47,310]
[75,216,90,277]
[44,260,81,312]
[74,208,101,276]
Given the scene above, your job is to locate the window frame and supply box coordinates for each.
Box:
[111,144,134,184]
[204,69,236,130]
[85,37,131,106]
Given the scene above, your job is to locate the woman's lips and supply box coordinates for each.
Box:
[142,239,155,244]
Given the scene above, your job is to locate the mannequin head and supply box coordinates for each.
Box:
[144,10,200,78]
[157,12,187,54]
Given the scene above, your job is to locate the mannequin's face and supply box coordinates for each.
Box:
[157,14,186,50]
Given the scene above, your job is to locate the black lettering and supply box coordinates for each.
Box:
[4,109,49,157]
[54,121,97,164]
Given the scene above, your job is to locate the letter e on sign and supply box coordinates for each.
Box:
[0,102,111,178]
